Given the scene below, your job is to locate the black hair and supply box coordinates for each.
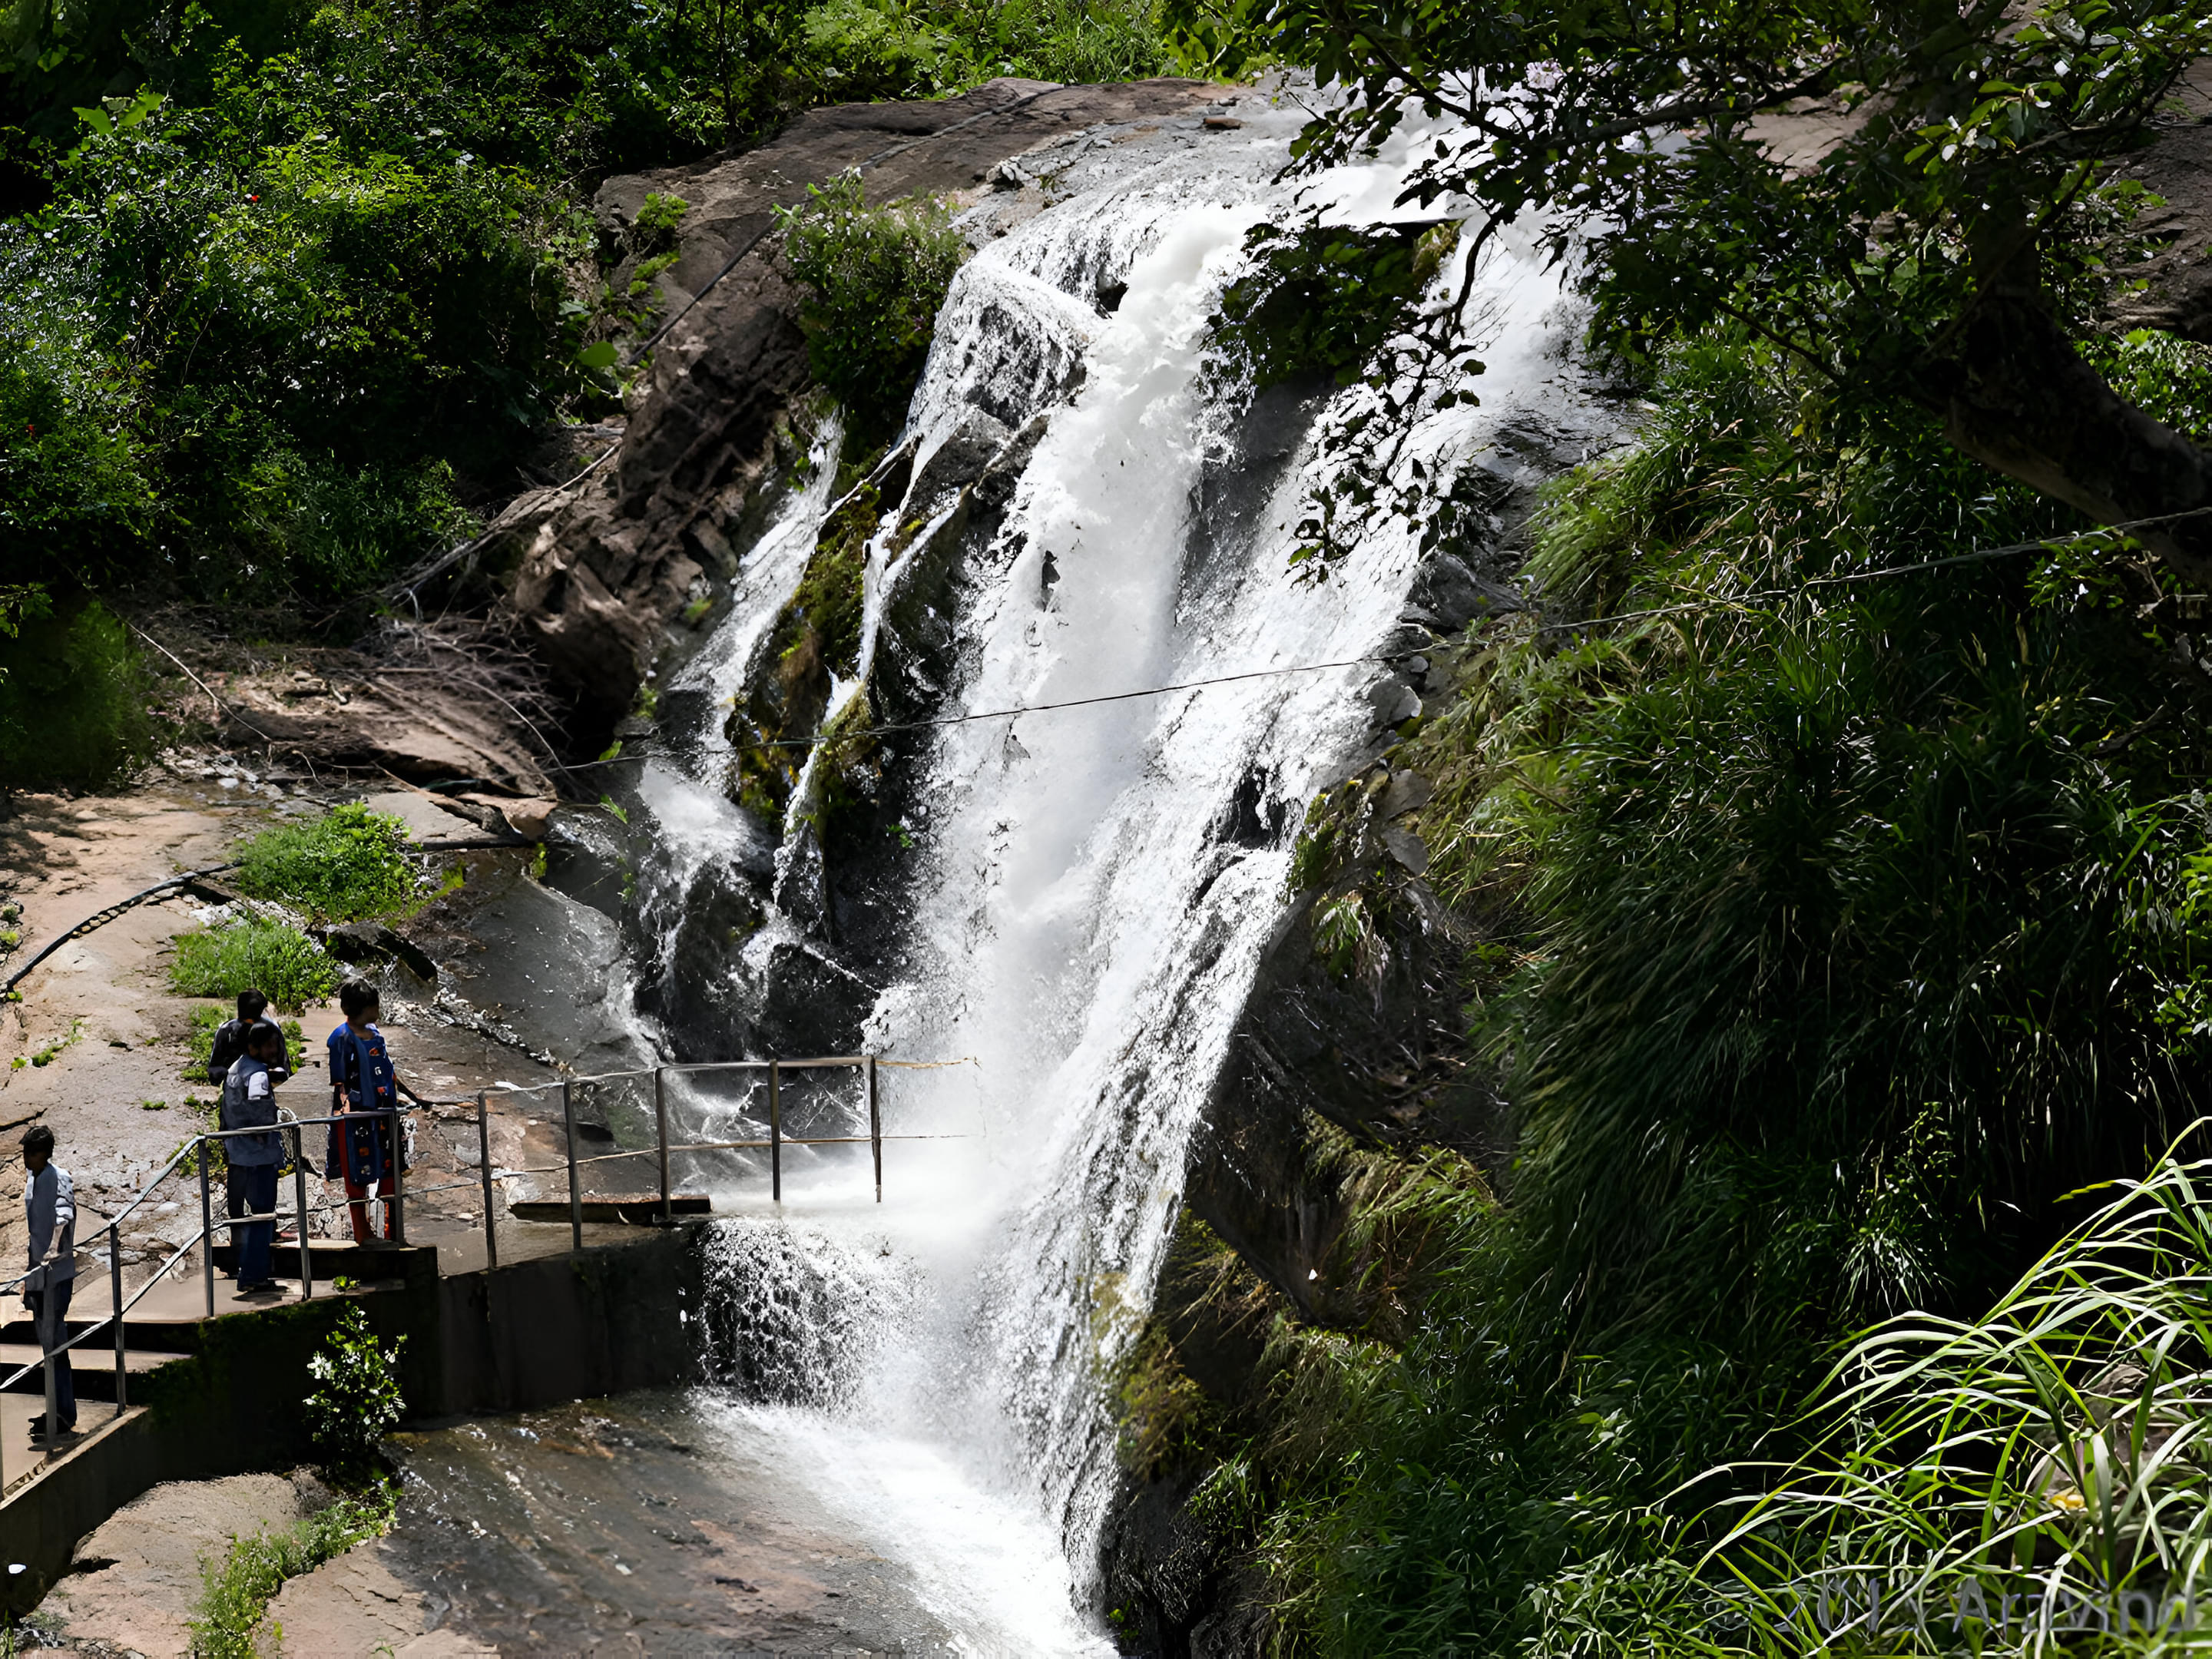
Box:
[339,980,381,1018]
[247,1019,285,1054]
[237,988,269,1019]
[21,1125,54,1160]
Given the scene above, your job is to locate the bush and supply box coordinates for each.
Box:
[777,173,966,444]
[0,597,157,790]
[233,803,418,921]
[304,1303,406,1465]
[0,285,157,580]
[169,920,340,1012]
[187,1479,397,1659]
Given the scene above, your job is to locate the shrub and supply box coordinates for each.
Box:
[0,597,157,790]
[304,1303,406,1465]
[187,1480,397,1659]
[0,290,157,582]
[1198,331,2212,1654]
[168,920,340,1012]
[184,1005,224,1081]
[777,172,965,443]
[233,803,418,921]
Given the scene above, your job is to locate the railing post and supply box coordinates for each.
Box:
[562,1079,582,1253]
[768,1061,782,1203]
[655,1068,671,1225]
[111,1230,127,1412]
[386,1109,406,1247]
[198,1141,215,1318]
[867,1055,881,1204]
[293,1123,313,1298]
[476,1091,498,1270]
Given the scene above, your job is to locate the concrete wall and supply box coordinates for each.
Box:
[0,1224,706,1611]
[435,1226,703,1413]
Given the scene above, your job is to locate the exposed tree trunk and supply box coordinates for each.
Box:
[1931,295,2212,584]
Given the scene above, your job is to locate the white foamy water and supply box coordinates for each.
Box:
[623,96,1591,1651]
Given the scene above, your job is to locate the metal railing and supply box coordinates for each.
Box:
[0,1051,964,1481]
[472,1054,980,1259]
[0,1107,402,1477]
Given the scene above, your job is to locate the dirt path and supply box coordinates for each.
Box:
[0,770,290,1273]
[0,759,568,1283]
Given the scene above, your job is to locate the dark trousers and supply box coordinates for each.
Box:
[225,1166,250,1276]
[26,1280,75,1430]
[233,1164,279,1286]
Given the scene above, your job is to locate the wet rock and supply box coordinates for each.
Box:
[1376,770,1432,820]
[1379,823,1429,874]
[905,409,1013,518]
[318,922,439,984]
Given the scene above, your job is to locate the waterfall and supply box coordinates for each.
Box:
[607,93,1591,1648]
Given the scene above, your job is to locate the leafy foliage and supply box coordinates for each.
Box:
[169,918,340,1011]
[304,1303,406,1465]
[1185,0,2212,578]
[233,803,418,922]
[0,597,156,789]
[1217,0,2207,380]
[777,173,967,443]
[2,0,1182,607]
[1213,220,1463,392]
[1190,333,2212,1654]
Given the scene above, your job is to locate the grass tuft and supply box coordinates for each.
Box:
[187,1482,397,1659]
[169,921,339,1013]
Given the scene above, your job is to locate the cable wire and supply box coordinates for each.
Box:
[1535,503,2212,636]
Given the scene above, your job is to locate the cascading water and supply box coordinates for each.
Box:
[594,91,1598,1651]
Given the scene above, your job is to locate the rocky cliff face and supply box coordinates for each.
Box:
[472,77,1221,743]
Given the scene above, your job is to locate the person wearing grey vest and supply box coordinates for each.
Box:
[21,1124,76,1440]
[222,1022,287,1296]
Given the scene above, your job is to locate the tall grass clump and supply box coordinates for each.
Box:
[777,173,966,444]
[1519,1141,2212,1655]
[233,803,418,921]
[1705,1142,2212,1653]
[169,919,340,1012]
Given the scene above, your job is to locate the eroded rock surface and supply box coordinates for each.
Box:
[30,1474,311,1657]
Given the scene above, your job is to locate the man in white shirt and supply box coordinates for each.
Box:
[22,1124,76,1440]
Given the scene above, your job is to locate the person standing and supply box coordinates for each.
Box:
[210,989,283,1278]
[223,1022,287,1296]
[20,1125,76,1442]
[326,982,412,1244]
[204,989,269,1086]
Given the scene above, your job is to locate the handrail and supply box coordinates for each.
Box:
[3,1053,935,1461]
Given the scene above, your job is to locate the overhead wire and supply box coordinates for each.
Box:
[1532,503,2212,636]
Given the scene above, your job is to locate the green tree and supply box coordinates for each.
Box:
[1195,0,2212,580]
